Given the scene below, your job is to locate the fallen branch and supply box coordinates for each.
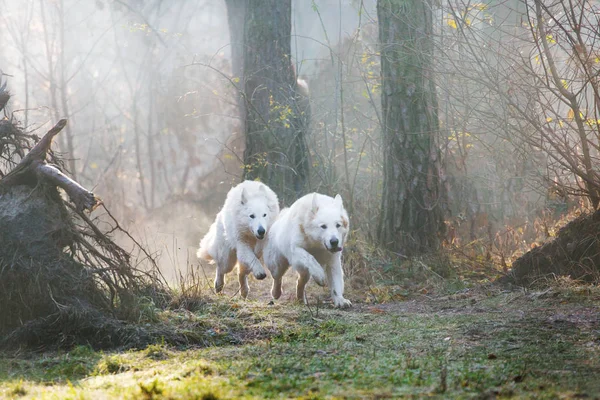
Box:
[0,118,100,212]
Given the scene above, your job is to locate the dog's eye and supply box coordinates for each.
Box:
[250,214,255,219]
[336,223,341,228]
[263,213,267,217]
[320,224,327,229]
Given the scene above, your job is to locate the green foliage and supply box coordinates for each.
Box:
[93,355,131,375]
[9,380,26,397]
[143,343,170,361]
[138,378,164,399]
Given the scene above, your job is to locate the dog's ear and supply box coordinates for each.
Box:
[241,188,248,205]
[334,194,343,208]
[311,193,319,214]
[342,216,349,229]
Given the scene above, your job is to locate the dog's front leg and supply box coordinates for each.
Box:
[290,247,326,286]
[238,264,251,299]
[328,255,351,308]
[214,249,237,293]
[295,268,311,303]
[237,243,267,280]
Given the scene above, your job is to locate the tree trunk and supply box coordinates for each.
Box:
[225,0,248,143]
[224,0,246,81]
[377,0,445,256]
[242,0,309,204]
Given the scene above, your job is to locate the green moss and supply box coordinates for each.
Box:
[1,292,599,399]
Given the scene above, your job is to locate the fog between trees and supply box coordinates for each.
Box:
[1,0,598,281]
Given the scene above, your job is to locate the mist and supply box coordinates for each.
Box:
[1,0,596,279]
[3,1,600,396]
[0,0,375,281]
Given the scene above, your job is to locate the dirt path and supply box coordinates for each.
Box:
[2,282,600,399]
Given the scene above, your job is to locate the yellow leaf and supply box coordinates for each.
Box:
[361,53,369,65]
[535,55,540,64]
[546,34,556,44]
[567,109,574,121]
[90,162,98,169]
[546,117,553,122]
[232,77,240,83]
[465,18,472,26]
[472,3,487,10]
[447,19,457,29]
[596,57,600,64]
[559,120,564,127]
[561,79,568,89]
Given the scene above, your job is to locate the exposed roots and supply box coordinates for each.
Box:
[0,81,174,350]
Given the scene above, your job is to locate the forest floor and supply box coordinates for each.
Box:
[1,275,600,399]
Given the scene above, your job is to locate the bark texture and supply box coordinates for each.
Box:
[377,0,445,256]
[242,0,309,204]
[0,119,100,212]
[224,0,247,81]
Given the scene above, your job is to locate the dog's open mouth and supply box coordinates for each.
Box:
[325,243,342,253]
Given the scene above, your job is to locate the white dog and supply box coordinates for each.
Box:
[197,180,280,298]
[263,193,351,308]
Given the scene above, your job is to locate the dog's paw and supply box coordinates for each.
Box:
[254,270,267,280]
[214,279,224,293]
[271,283,282,300]
[312,270,327,287]
[240,284,249,299]
[333,297,352,308]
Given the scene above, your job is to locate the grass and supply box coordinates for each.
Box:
[1,281,599,399]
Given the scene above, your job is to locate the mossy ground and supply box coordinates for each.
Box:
[1,277,599,399]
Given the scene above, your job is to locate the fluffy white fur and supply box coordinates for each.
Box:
[263,192,351,308]
[197,180,280,298]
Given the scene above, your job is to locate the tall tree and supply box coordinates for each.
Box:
[242,0,309,204]
[224,0,246,82]
[377,0,445,256]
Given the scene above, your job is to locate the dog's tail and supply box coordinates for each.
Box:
[197,222,216,262]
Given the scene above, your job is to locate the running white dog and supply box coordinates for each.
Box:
[197,180,280,298]
[264,193,351,308]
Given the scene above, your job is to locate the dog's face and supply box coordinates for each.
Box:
[306,194,349,253]
[240,186,275,240]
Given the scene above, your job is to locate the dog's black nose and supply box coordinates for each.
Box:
[330,238,339,248]
[257,227,266,236]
